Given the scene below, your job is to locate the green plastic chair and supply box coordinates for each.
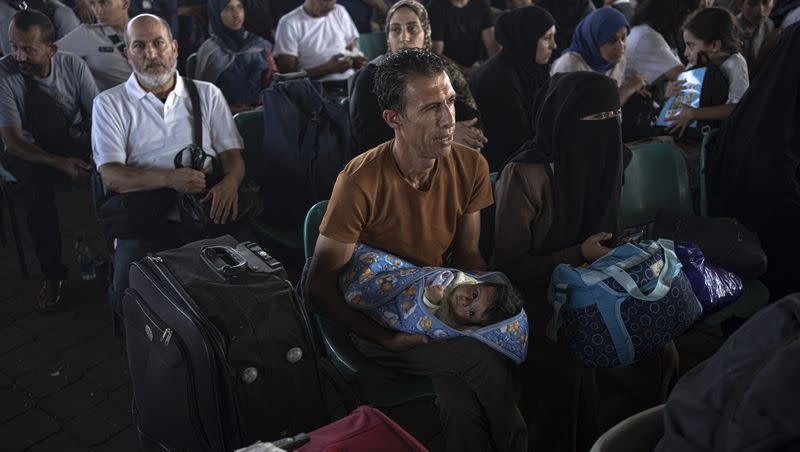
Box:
[356,32,388,61]
[699,129,717,217]
[696,129,769,330]
[233,109,303,249]
[620,142,693,228]
[590,404,665,452]
[303,200,436,407]
[185,52,197,78]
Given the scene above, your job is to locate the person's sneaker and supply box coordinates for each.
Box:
[37,280,66,313]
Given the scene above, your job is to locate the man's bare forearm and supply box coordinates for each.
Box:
[218,149,245,187]
[308,268,394,346]
[98,163,173,193]
[1,127,66,170]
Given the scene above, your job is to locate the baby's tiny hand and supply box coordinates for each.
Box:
[425,284,445,304]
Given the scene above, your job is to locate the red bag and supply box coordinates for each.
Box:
[298,406,427,452]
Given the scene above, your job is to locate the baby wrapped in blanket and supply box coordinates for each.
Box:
[340,244,529,363]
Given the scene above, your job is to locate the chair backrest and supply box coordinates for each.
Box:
[590,404,665,452]
[479,172,499,263]
[621,142,693,228]
[233,108,265,179]
[305,200,329,259]
[357,32,388,61]
[186,52,198,78]
[699,129,718,217]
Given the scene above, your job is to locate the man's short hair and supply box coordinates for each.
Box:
[11,9,56,44]
[373,48,448,113]
[124,14,174,45]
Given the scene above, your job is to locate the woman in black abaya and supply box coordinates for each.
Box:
[706,23,800,299]
[493,71,678,452]
[469,5,557,171]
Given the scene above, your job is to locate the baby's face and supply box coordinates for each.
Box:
[448,284,497,326]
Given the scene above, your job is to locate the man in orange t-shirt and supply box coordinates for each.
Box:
[306,48,526,452]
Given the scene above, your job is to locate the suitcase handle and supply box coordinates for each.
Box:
[200,245,248,277]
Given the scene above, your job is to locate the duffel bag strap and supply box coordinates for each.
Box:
[546,281,569,342]
[601,239,679,301]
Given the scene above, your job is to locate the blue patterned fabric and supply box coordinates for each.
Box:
[340,244,529,363]
[549,239,703,368]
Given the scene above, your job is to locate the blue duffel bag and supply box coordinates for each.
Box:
[548,239,703,368]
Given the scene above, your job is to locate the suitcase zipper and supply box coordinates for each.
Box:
[147,255,242,450]
[127,289,212,451]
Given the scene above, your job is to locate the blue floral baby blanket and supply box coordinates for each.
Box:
[339,243,529,363]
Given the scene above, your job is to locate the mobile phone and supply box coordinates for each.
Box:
[601,228,646,248]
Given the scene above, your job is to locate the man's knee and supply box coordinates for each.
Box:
[433,374,491,451]
[443,337,514,387]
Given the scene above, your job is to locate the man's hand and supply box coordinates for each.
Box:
[326,54,352,74]
[454,118,488,149]
[381,331,429,352]
[59,157,92,181]
[664,102,697,138]
[201,177,239,224]
[351,54,367,70]
[170,167,206,193]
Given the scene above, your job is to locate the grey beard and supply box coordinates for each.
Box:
[135,64,177,90]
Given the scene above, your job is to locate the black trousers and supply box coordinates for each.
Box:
[353,335,527,452]
[10,158,70,280]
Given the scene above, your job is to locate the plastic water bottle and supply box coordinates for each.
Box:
[74,237,96,281]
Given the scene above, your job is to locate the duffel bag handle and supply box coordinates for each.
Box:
[201,245,248,277]
[601,239,679,301]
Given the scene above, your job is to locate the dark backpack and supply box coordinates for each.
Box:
[656,293,800,452]
[257,78,352,229]
[695,57,730,131]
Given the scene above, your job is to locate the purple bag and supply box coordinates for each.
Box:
[675,242,743,316]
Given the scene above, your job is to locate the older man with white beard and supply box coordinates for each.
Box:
[91,13,245,316]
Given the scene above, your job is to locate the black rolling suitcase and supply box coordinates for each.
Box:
[122,235,329,451]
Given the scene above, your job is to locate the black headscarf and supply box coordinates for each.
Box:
[495,6,556,104]
[506,71,624,254]
[706,22,800,232]
[535,0,593,53]
[535,0,590,27]
[209,0,257,51]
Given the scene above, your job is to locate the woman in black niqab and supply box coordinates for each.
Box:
[469,5,556,171]
[506,71,624,254]
[493,71,677,452]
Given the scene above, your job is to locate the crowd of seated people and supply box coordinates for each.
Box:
[1,0,799,450]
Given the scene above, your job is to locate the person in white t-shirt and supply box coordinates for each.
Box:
[625,24,685,84]
[625,0,699,85]
[273,0,364,82]
[664,7,749,136]
[56,0,132,91]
